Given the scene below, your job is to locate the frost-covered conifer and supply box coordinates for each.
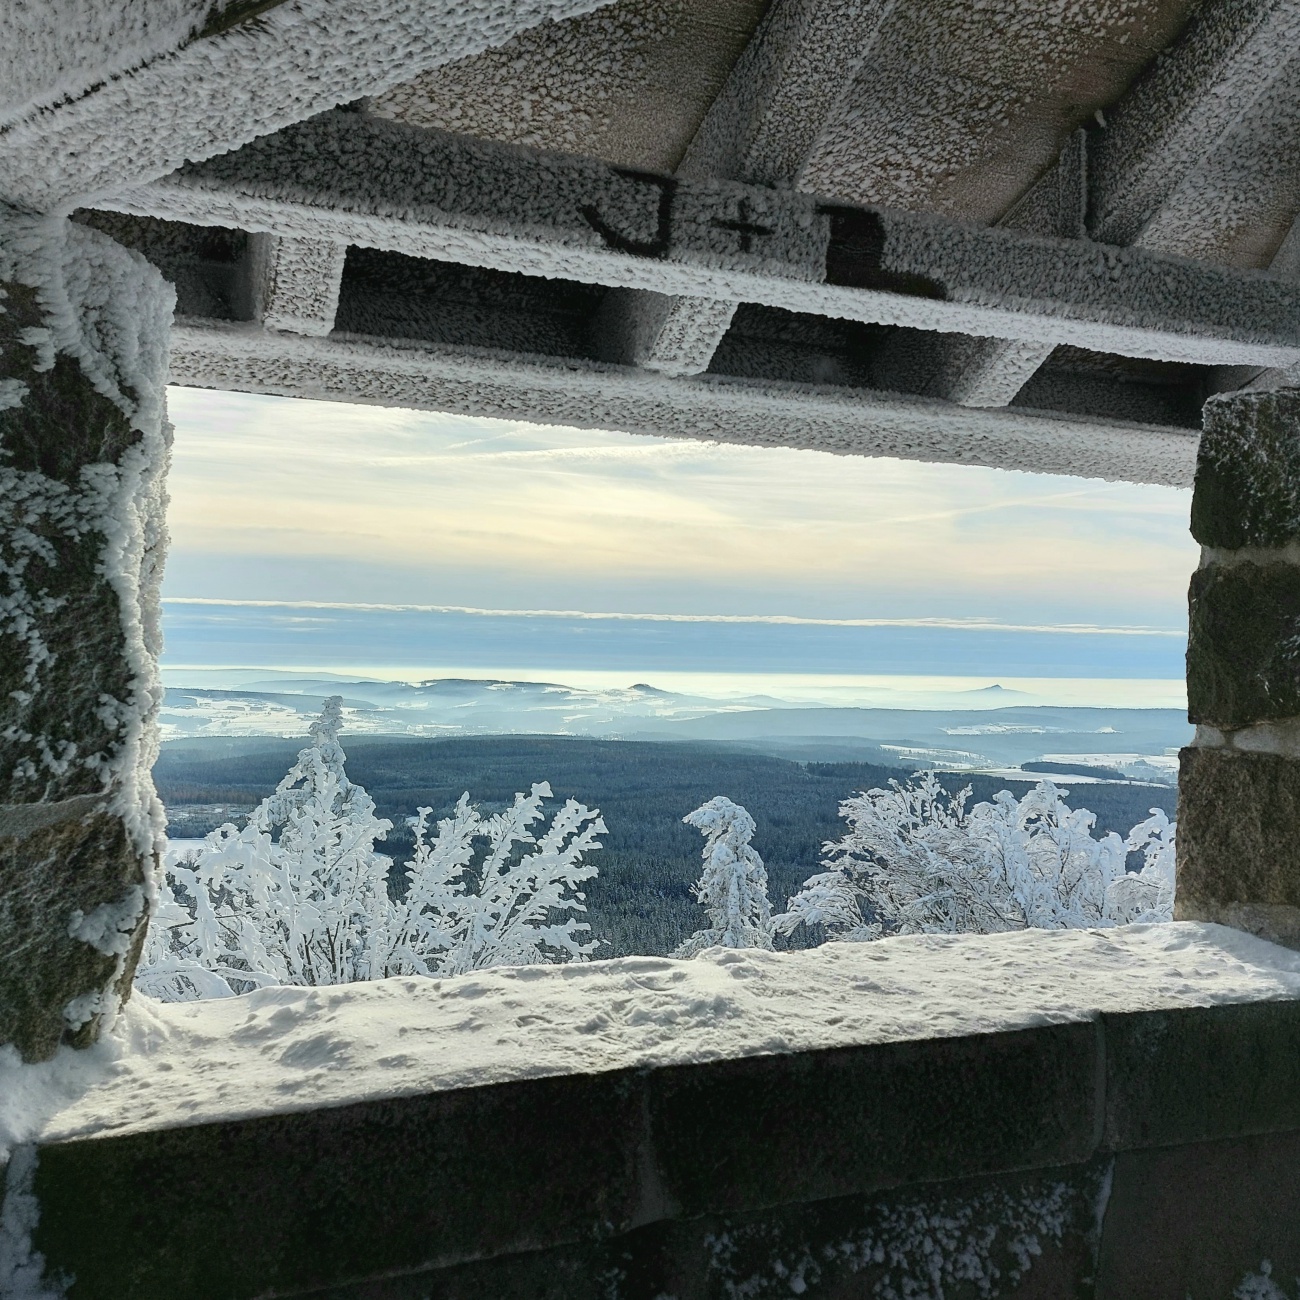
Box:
[774,773,1175,943]
[137,703,605,1000]
[138,697,394,998]
[1107,807,1177,924]
[674,796,774,957]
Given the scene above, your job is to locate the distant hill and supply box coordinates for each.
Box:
[159,676,1191,772]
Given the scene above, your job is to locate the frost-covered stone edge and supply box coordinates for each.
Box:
[1,207,175,1045]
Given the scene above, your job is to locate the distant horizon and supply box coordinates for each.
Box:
[160,663,1188,712]
[162,387,1198,707]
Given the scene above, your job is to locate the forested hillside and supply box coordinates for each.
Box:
[156,736,1178,958]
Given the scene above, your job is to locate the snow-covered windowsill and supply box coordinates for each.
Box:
[9,922,1300,1300]
[7,921,1300,1154]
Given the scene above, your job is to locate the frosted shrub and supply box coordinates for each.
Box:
[674,796,775,957]
[774,772,1176,943]
[386,785,605,977]
[137,699,604,1000]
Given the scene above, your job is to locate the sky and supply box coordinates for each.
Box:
[161,386,1197,706]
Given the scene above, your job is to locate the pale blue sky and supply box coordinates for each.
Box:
[161,386,1196,699]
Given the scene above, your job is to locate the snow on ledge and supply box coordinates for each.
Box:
[5,922,1300,1159]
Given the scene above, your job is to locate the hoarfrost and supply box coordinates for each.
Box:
[0,0,622,211]
[137,699,604,997]
[1,1,212,130]
[0,1148,66,1300]
[706,1177,1079,1299]
[675,797,775,957]
[776,773,1175,943]
[0,206,173,867]
[67,886,146,957]
[1236,1261,1299,1299]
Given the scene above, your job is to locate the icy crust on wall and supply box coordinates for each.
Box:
[0,209,174,1057]
[3,922,1300,1157]
[0,208,173,853]
[0,0,622,213]
[168,323,1200,486]
[124,112,1300,369]
[0,1,213,131]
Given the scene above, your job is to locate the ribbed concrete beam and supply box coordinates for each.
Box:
[590,289,738,376]
[249,234,347,336]
[601,0,901,378]
[0,0,619,212]
[877,132,1090,409]
[678,0,898,187]
[167,321,1199,487]
[105,112,1300,370]
[0,0,213,129]
[1089,0,1300,249]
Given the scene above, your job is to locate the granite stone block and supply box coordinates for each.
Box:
[1177,746,1300,917]
[1103,999,1300,1151]
[1187,560,1300,728]
[1097,1129,1300,1299]
[297,1161,1108,1300]
[1192,389,1300,550]
[646,1023,1099,1218]
[32,1070,647,1300]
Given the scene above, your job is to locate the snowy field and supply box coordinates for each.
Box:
[5,922,1300,1160]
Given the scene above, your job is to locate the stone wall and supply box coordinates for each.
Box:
[0,212,173,1060]
[19,993,1300,1298]
[1180,389,1300,948]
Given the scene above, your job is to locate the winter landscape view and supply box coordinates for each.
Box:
[142,387,1188,980]
[13,2,1300,1294]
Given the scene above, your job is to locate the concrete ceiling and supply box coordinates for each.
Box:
[369,0,772,173]
[14,0,1300,486]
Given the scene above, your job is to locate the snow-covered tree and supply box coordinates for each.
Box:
[137,701,605,1000]
[138,697,394,998]
[674,796,774,957]
[1106,807,1177,924]
[385,783,605,976]
[774,772,1175,943]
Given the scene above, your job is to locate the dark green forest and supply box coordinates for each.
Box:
[156,735,1179,959]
